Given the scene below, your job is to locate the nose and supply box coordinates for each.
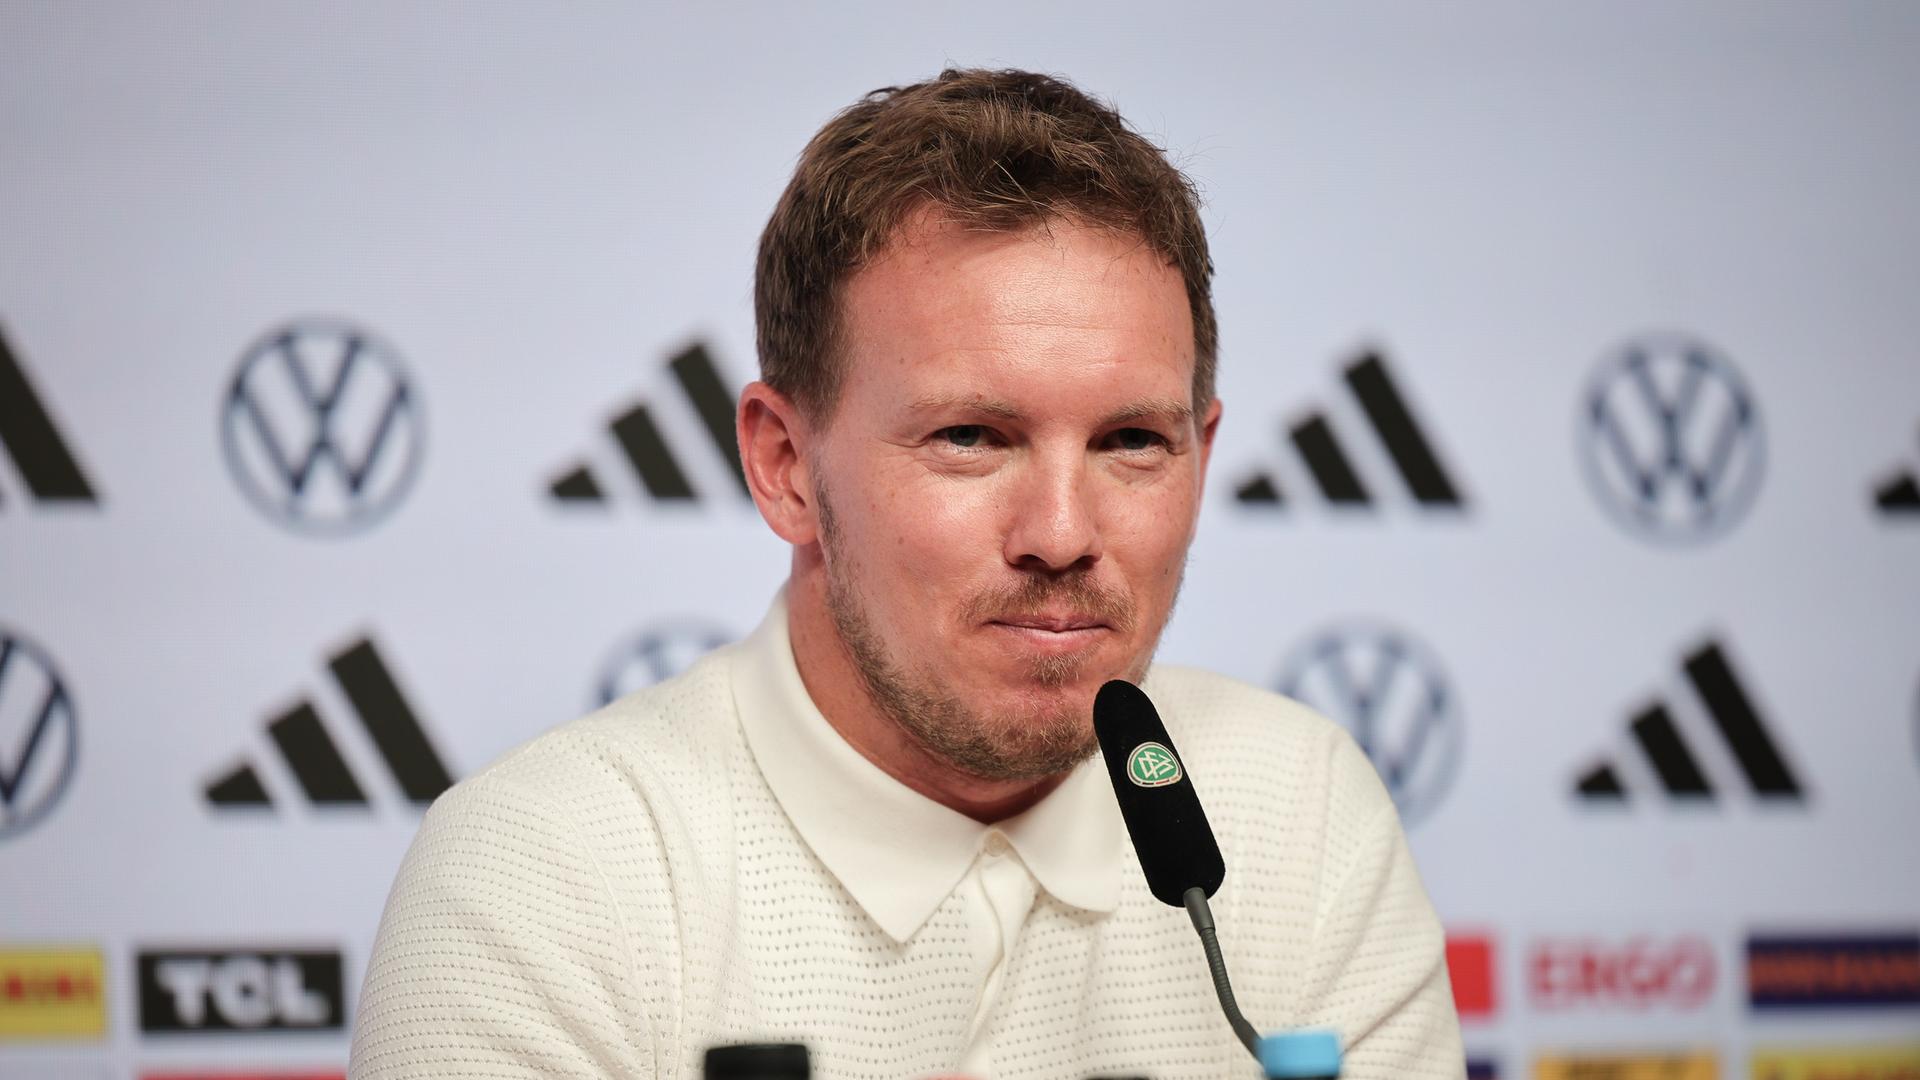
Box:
[1002,447,1102,573]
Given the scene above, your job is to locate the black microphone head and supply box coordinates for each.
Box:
[1093,679,1225,907]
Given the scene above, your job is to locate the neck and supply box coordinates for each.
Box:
[784,556,1068,824]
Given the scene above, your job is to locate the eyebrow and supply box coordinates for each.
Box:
[1097,399,1194,429]
[906,394,1193,429]
[907,394,1025,421]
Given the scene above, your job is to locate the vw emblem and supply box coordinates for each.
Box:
[595,621,734,707]
[1274,623,1461,826]
[0,629,79,842]
[221,318,425,535]
[1578,333,1764,544]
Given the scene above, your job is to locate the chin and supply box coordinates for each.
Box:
[995,673,1102,724]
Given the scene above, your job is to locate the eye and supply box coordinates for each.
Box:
[1109,427,1164,452]
[938,425,988,448]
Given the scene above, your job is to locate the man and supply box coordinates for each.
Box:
[351,69,1462,1079]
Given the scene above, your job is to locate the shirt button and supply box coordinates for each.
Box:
[984,833,1010,857]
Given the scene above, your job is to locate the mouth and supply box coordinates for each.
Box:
[991,613,1108,633]
[985,614,1113,656]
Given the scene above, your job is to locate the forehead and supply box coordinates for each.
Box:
[835,213,1195,412]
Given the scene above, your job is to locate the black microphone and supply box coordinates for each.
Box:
[1093,679,1259,1059]
[1092,679,1224,905]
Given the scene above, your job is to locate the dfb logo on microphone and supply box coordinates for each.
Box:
[1125,742,1182,788]
[136,949,344,1033]
[1528,936,1717,1011]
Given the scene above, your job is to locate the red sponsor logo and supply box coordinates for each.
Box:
[1529,936,1716,1009]
[1447,934,1497,1019]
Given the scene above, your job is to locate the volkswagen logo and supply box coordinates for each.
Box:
[1274,622,1461,826]
[220,318,425,536]
[1579,332,1764,544]
[594,620,734,707]
[0,629,79,842]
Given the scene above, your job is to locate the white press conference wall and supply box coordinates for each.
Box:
[3,3,1917,1077]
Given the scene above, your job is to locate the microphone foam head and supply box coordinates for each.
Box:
[1093,679,1226,907]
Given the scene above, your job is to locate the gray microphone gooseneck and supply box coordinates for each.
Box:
[1183,885,1259,1056]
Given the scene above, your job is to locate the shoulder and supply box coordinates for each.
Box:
[425,641,750,854]
[476,642,743,793]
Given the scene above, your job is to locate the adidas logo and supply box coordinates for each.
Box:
[205,636,454,811]
[548,341,746,504]
[1574,638,1806,804]
[1872,422,1920,516]
[0,323,99,507]
[1233,350,1466,511]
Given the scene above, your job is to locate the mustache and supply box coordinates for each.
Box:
[958,572,1138,634]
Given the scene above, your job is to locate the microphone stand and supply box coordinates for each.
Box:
[1183,886,1259,1059]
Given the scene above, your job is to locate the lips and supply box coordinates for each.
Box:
[991,614,1107,632]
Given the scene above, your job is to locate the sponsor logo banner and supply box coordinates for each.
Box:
[220,318,424,535]
[1870,419,1920,516]
[203,636,453,812]
[137,949,344,1033]
[1578,331,1763,544]
[0,323,100,507]
[1448,934,1498,1019]
[1232,348,1468,512]
[594,620,733,706]
[1530,936,1717,1010]
[1535,1053,1717,1080]
[0,947,106,1040]
[1751,1045,1920,1080]
[0,629,80,842]
[1748,934,1920,1009]
[547,341,747,506]
[1275,622,1462,826]
[1574,638,1804,806]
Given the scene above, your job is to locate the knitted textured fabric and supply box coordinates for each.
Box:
[349,614,1463,1080]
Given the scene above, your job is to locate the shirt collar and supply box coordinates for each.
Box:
[730,592,1123,944]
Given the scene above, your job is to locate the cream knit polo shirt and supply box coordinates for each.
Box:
[349,597,1463,1079]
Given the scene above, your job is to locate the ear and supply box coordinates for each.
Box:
[1194,395,1223,500]
[1198,395,1223,466]
[737,380,818,545]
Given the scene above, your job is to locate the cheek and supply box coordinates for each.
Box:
[861,477,1001,589]
[1105,482,1200,568]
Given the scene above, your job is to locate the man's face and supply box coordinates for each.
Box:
[809,213,1218,781]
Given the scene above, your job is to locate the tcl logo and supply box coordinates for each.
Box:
[137,949,344,1033]
[1529,936,1716,1009]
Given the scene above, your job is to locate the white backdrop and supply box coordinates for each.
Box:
[3,3,1918,1078]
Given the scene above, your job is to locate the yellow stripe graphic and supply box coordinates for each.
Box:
[0,947,107,1040]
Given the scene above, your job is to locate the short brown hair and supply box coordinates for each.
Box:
[754,68,1217,420]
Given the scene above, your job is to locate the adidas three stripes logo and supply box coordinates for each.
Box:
[0,323,99,508]
[1873,422,1920,515]
[549,342,746,504]
[1235,351,1465,510]
[205,637,453,811]
[1575,639,1805,803]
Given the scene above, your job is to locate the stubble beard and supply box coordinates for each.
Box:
[816,484,1168,783]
